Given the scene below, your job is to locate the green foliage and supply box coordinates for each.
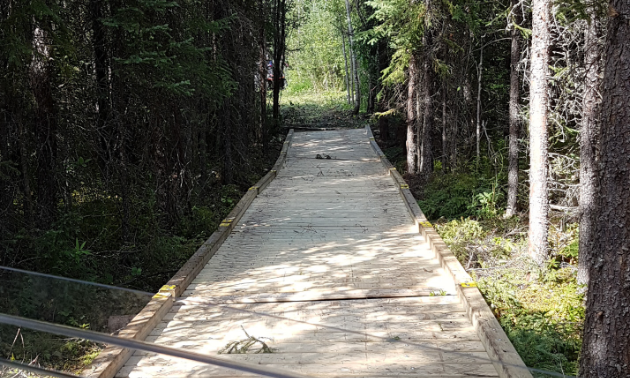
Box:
[548,222,580,265]
[367,0,425,85]
[280,90,365,128]
[418,171,506,220]
[103,0,234,99]
[435,214,583,377]
[286,0,345,93]
[478,273,583,377]
[437,218,486,241]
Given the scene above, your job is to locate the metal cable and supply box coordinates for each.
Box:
[0,314,312,378]
[0,266,153,297]
[0,268,575,378]
[0,358,81,378]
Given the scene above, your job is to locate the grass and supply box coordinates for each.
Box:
[432,206,583,377]
[280,89,368,129]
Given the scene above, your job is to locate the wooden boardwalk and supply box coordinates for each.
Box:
[115,129,511,378]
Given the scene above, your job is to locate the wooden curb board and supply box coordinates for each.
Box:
[365,126,532,378]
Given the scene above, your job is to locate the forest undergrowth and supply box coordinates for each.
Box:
[390,146,584,377]
[0,136,287,375]
[280,90,368,129]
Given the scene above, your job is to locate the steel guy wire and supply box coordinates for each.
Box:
[0,314,312,378]
[0,358,80,378]
[0,266,153,297]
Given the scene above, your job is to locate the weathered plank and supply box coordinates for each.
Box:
[114,129,525,378]
[85,131,296,378]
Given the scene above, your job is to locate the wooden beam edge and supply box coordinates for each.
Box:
[363,125,533,378]
[83,129,296,378]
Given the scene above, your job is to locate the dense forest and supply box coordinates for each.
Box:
[0,0,292,286]
[1,0,629,376]
[0,0,291,371]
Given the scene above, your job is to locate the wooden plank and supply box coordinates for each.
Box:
[115,129,525,378]
[86,130,296,378]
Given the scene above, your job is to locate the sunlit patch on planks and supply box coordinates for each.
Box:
[117,129,502,377]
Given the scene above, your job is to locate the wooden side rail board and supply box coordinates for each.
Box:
[84,130,295,378]
[364,126,533,378]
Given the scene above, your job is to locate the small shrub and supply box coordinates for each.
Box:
[434,215,583,377]
[418,172,506,220]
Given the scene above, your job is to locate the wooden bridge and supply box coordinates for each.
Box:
[86,128,532,378]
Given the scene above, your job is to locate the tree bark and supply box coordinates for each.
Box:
[367,70,375,114]
[223,98,233,185]
[259,0,268,154]
[344,0,360,115]
[441,81,447,172]
[31,24,58,226]
[505,1,521,218]
[577,12,602,288]
[419,54,433,178]
[91,0,110,171]
[580,0,630,374]
[475,43,483,168]
[451,70,459,171]
[18,119,34,228]
[406,54,419,174]
[341,32,351,105]
[272,0,286,129]
[527,0,551,265]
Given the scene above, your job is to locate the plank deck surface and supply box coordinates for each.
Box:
[118,129,500,378]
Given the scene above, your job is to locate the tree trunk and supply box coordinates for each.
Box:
[341,32,351,105]
[377,41,389,142]
[577,12,602,288]
[31,25,57,226]
[580,0,630,374]
[259,0,268,154]
[406,54,419,174]
[272,0,286,130]
[475,43,483,169]
[367,71,375,114]
[451,73,459,171]
[441,81,447,172]
[91,0,110,171]
[505,1,521,218]
[18,119,34,228]
[378,115,389,142]
[117,120,130,242]
[527,0,551,265]
[344,0,360,115]
[419,54,433,178]
[223,98,233,185]
[0,119,9,229]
